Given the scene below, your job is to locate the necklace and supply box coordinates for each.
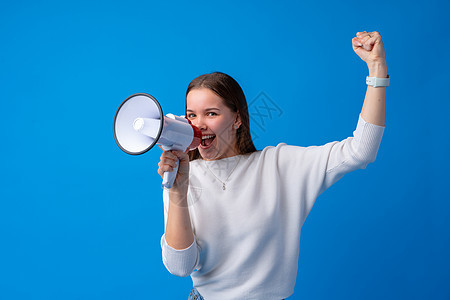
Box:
[204,156,241,190]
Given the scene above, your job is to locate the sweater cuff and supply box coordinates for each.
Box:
[161,234,199,277]
[352,114,385,163]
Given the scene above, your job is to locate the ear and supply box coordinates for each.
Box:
[234,111,242,129]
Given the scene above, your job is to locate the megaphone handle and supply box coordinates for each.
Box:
[162,160,179,189]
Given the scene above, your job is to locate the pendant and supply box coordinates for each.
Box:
[222,183,226,190]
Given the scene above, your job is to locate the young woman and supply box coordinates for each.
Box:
[158,31,388,300]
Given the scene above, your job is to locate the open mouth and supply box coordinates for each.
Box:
[201,134,216,148]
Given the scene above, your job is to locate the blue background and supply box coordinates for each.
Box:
[1,0,449,299]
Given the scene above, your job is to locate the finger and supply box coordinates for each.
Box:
[159,164,175,173]
[159,165,175,176]
[159,160,177,174]
[352,40,369,60]
[157,167,165,178]
[160,158,178,169]
[359,34,372,45]
[362,35,380,51]
[159,158,177,169]
[161,156,178,168]
[366,32,381,44]
[357,30,379,37]
[358,31,381,42]
[357,31,374,42]
[352,37,363,48]
[366,36,378,46]
[171,150,189,161]
[160,151,178,162]
[158,161,178,171]
[356,31,368,38]
[362,39,374,51]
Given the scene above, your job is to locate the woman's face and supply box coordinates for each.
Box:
[186,88,241,161]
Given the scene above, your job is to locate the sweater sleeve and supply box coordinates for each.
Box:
[160,188,200,277]
[272,114,385,224]
[319,114,385,190]
[160,234,200,277]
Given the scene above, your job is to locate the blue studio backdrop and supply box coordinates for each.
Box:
[1,0,449,299]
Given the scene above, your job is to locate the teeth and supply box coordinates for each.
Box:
[202,135,215,140]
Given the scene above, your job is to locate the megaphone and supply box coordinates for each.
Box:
[113,93,202,189]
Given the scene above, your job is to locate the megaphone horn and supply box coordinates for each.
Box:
[113,93,202,188]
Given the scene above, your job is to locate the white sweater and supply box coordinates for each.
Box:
[161,114,385,300]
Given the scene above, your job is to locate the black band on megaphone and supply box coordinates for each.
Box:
[113,93,164,155]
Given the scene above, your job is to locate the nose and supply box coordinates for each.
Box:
[193,116,207,131]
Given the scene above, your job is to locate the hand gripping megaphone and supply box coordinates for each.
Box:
[113,93,202,189]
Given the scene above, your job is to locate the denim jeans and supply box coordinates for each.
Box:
[188,287,205,300]
[188,287,286,300]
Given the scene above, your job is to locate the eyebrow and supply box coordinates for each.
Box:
[186,108,220,112]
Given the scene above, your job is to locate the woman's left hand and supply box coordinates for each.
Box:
[352,31,387,68]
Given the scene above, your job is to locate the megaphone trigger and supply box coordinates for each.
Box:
[162,160,179,189]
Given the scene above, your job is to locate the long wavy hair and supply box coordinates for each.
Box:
[186,72,257,161]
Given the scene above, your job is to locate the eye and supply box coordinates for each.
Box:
[187,113,196,118]
[207,112,218,116]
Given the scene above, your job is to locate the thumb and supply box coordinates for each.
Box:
[353,42,369,61]
[352,37,363,49]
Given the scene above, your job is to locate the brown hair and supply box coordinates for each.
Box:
[186,72,257,161]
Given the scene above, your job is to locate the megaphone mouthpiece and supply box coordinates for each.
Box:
[188,123,202,150]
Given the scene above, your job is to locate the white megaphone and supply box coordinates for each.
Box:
[113,93,202,189]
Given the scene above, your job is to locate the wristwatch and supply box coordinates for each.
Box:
[366,75,390,87]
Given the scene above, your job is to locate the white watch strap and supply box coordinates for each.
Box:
[366,75,390,87]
